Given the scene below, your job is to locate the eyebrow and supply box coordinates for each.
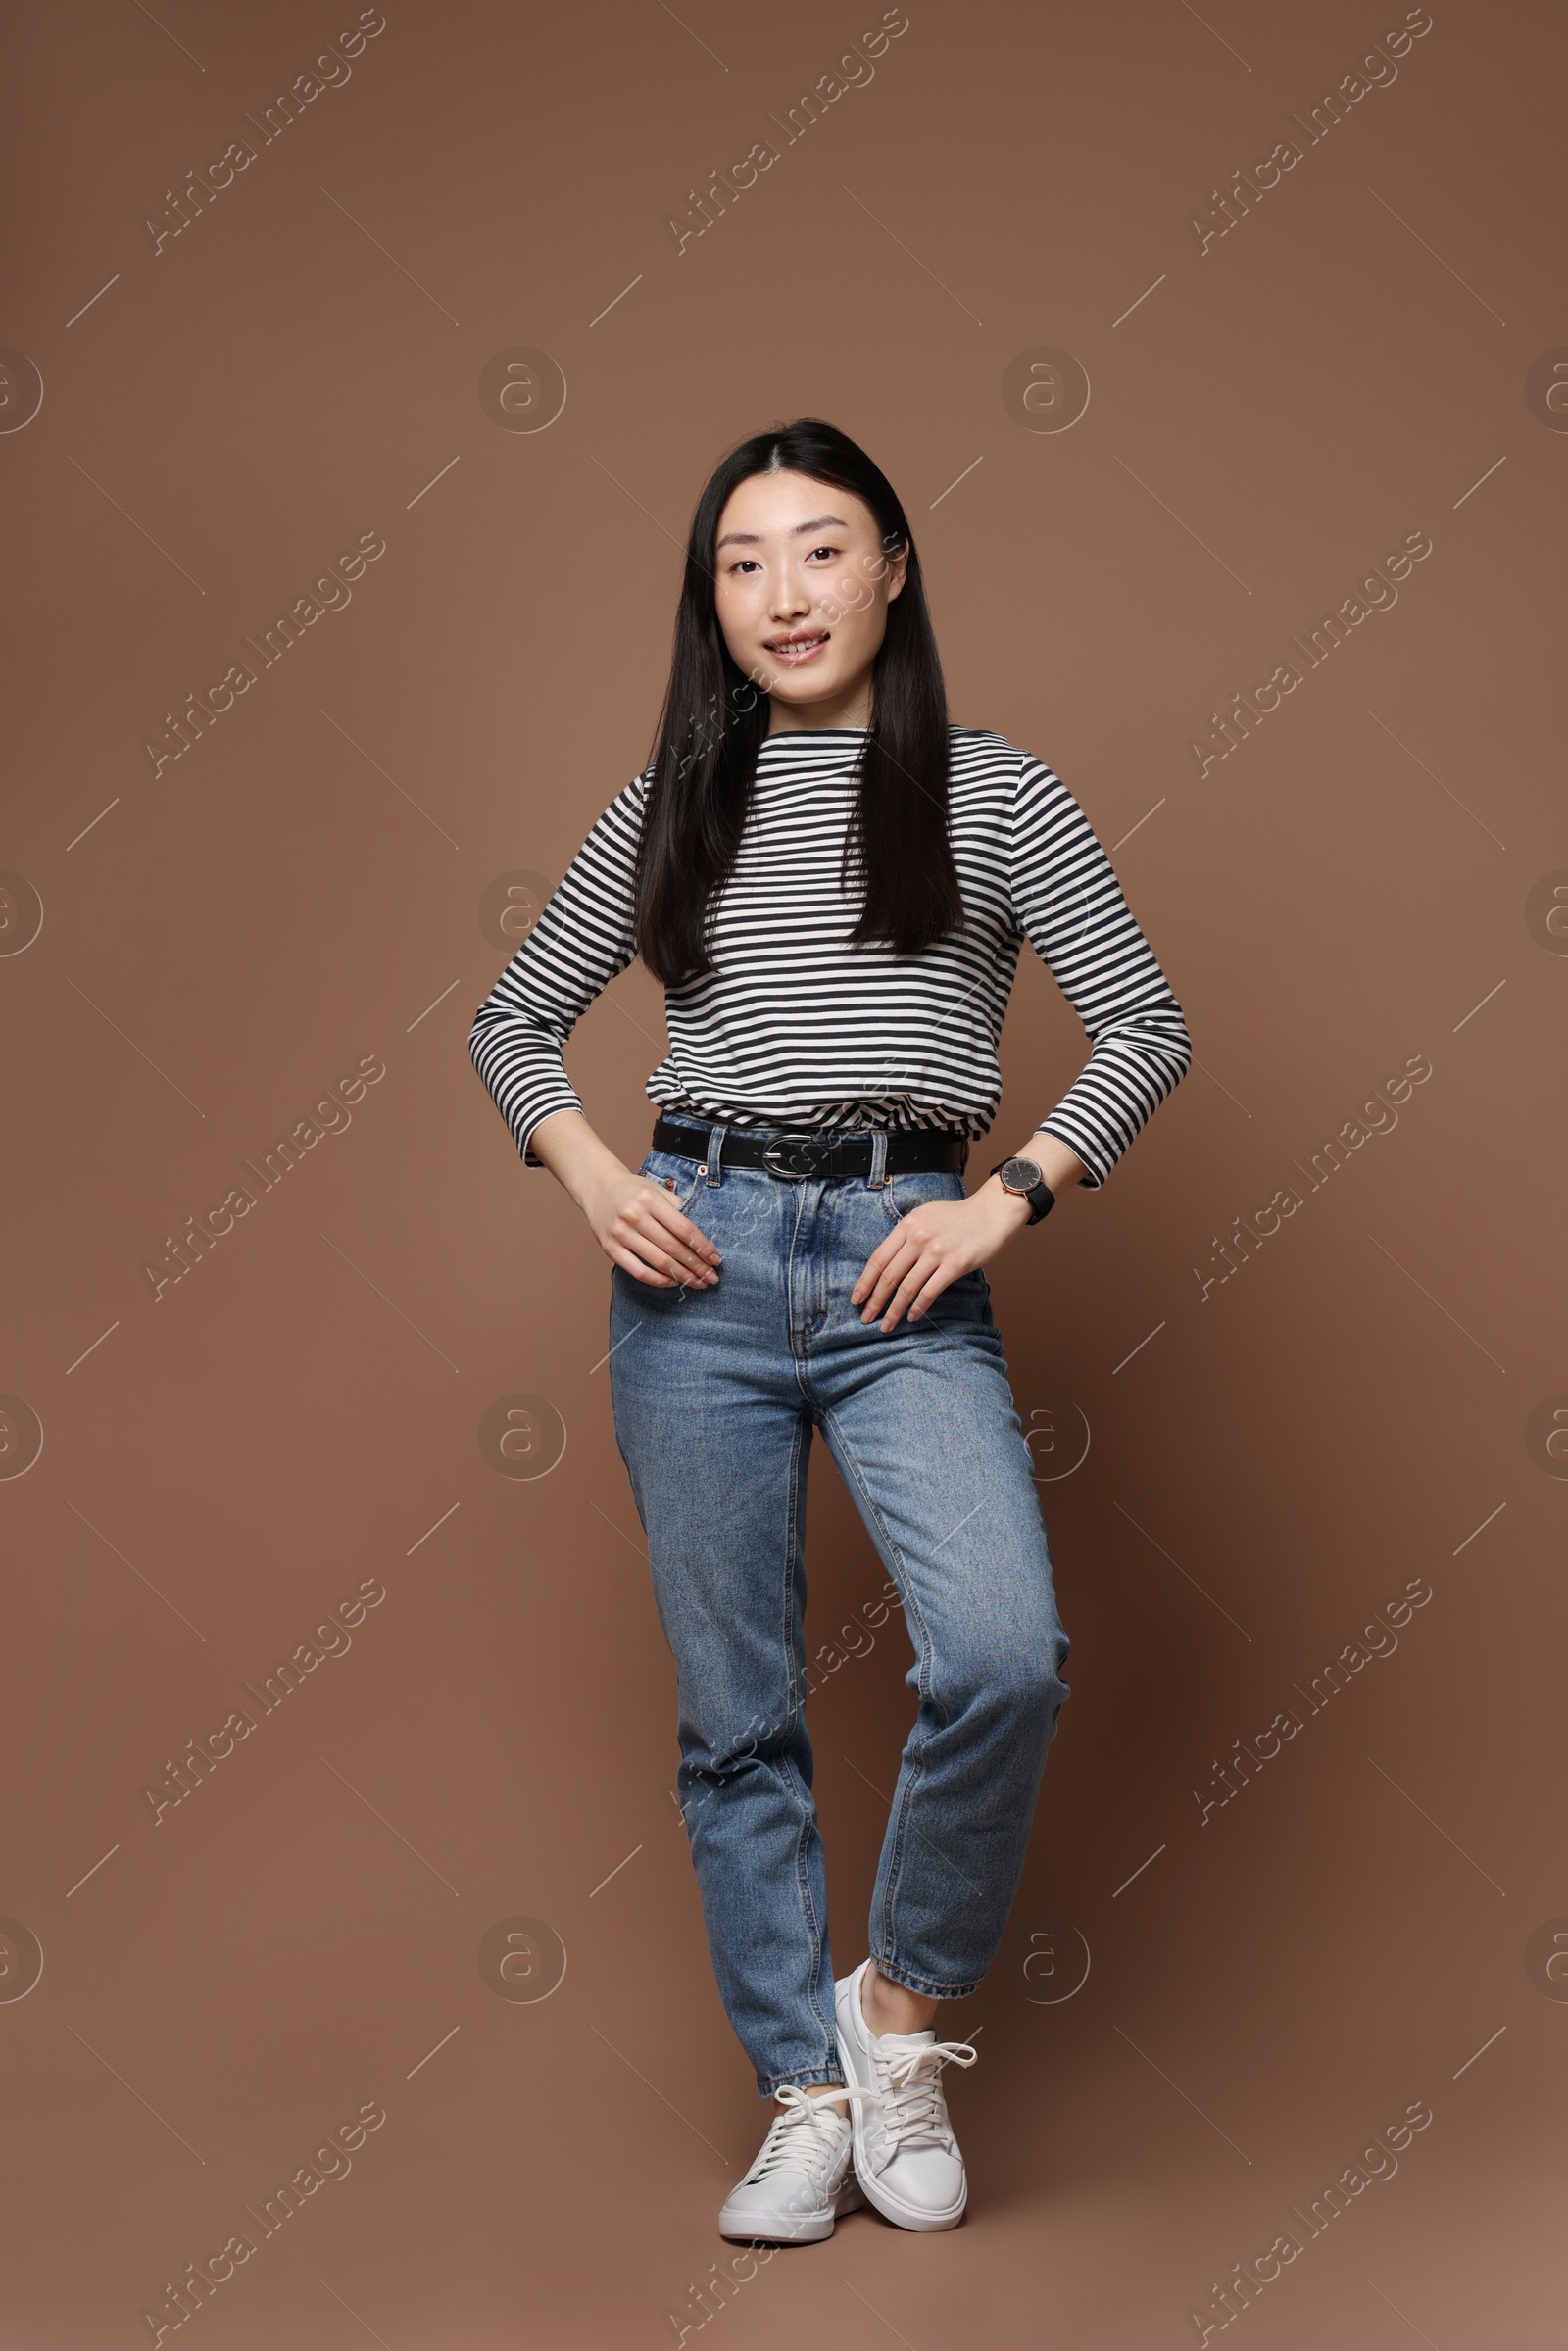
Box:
[714,514,850,551]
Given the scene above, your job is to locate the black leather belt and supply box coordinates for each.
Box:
[653,1115,967,1180]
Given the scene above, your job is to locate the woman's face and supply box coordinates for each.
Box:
[711,469,906,719]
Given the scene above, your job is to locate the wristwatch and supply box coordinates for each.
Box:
[990,1155,1055,1225]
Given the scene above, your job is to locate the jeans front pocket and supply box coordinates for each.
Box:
[609,1151,713,1319]
[878,1168,969,1225]
[868,1168,992,1320]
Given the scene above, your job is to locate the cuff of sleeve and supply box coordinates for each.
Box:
[1038,1118,1111,1191]
[520,1096,584,1169]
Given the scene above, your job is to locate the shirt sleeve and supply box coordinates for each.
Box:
[1008,751,1192,1188]
[467,773,648,1168]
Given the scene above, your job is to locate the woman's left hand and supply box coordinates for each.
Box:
[852,1183,1032,1332]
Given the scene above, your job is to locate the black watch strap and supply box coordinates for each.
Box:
[990,1156,1056,1225]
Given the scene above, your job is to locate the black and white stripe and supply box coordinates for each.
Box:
[468,727,1191,1189]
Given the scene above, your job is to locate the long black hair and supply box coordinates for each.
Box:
[633,418,964,987]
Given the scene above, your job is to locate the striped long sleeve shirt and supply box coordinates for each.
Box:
[467,726,1191,1188]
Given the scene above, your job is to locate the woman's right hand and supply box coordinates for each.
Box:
[525,1110,721,1289]
[581,1164,722,1289]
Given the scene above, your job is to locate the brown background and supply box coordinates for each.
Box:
[2,0,1564,2343]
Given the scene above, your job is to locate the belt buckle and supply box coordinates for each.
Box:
[761,1135,826,1181]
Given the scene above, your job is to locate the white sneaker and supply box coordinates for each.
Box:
[717,2085,866,2244]
[834,1960,977,2231]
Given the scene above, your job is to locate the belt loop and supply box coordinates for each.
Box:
[706,1122,728,1187]
[868,1128,889,1190]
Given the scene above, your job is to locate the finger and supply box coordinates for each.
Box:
[859,1239,917,1322]
[646,1189,722,1265]
[851,1234,898,1305]
[858,1243,908,1320]
[879,1252,944,1332]
[627,1203,717,1285]
[607,1240,679,1288]
[905,1262,960,1324]
[625,1226,713,1286]
[640,1202,720,1279]
[859,1250,921,1326]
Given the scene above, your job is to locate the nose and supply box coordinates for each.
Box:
[768,565,812,623]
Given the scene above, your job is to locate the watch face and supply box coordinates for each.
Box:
[1002,1157,1043,1193]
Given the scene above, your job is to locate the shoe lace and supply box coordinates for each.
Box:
[869,2039,977,2151]
[743,2085,858,2183]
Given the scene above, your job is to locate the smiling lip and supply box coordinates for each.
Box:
[765,631,830,665]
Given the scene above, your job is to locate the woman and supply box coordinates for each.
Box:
[468,419,1191,2242]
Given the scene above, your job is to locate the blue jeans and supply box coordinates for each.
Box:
[608,1120,1071,2096]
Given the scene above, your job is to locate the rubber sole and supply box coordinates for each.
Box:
[852,2161,966,2233]
[717,2175,864,2245]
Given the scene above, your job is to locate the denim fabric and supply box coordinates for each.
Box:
[608,1120,1071,2095]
